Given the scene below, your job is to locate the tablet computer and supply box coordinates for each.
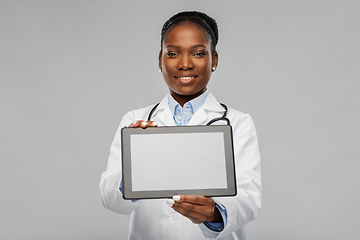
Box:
[121,125,236,199]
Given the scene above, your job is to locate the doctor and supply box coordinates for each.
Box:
[100,11,261,240]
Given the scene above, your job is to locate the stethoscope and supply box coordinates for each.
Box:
[147,102,230,126]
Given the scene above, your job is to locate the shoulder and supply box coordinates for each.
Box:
[118,94,168,128]
[227,107,247,119]
[116,104,158,129]
[205,92,256,128]
[206,92,252,121]
[121,104,157,123]
[227,107,258,139]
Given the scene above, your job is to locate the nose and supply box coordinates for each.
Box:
[177,54,194,70]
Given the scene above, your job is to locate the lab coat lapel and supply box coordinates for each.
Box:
[187,107,208,125]
[152,95,176,126]
[188,92,225,126]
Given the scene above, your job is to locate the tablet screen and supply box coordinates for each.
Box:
[130,132,227,191]
[121,125,236,199]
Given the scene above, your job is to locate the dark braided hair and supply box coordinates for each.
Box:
[160,11,219,55]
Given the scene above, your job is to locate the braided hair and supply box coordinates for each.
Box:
[160,11,219,55]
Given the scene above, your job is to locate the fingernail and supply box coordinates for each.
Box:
[167,199,174,207]
[173,195,180,201]
[141,122,148,127]
[152,121,158,126]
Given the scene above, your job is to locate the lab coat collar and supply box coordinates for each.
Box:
[151,95,176,126]
[188,92,225,125]
[202,92,226,113]
[151,92,225,126]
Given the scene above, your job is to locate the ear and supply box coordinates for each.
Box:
[158,52,162,71]
[212,52,219,71]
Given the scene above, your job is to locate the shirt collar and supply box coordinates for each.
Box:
[168,90,209,116]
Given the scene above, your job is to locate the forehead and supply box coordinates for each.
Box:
[163,22,210,47]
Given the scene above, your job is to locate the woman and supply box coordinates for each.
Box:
[100,11,261,240]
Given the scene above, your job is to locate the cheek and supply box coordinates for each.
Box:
[162,59,175,74]
[161,62,174,85]
[195,58,212,70]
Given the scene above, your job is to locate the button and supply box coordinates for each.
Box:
[172,213,179,221]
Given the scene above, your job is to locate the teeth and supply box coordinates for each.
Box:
[179,76,195,80]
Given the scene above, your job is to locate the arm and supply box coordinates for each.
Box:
[210,113,261,238]
[167,113,261,238]
[99,110,159,214]
[99,111,141,214]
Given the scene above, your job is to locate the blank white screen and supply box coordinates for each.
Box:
[130,132,227,191]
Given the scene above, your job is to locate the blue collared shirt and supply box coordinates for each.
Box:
[168,90,209,126]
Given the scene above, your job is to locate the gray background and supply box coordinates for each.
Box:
[1,0,359,239]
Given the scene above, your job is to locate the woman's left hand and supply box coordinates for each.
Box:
[126,120,158,129]
[167,195,222,224]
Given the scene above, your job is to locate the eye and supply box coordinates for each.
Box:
[194,51,206,57]
[166,52,179,58]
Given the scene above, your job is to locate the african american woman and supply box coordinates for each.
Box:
[100,11,261,240]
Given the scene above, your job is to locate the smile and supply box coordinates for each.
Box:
[175,75,198,84]
[175,76,197,79]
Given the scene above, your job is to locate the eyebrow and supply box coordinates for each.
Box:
[165,44,207,49]
[191,44,207,49]
[165,45,180,49]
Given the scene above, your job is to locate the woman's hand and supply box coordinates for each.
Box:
[167,195,222,224]
[127,120,158,129]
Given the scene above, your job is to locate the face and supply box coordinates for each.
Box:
[159,22,218,102]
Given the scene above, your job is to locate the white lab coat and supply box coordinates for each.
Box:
[99,92,261,240]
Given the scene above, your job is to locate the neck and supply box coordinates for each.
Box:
[170,89,206,107]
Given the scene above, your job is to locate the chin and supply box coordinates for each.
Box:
[173,88,203,97]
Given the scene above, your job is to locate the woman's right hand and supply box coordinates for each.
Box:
[128,120,158,129]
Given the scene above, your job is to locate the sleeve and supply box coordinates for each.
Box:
[99,111,142,215]
[203,201,227,232]
[200,113,261,239]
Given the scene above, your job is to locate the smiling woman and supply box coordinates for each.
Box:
[159,12,219,106]
[160,22,218,105]
[99,11,261,240]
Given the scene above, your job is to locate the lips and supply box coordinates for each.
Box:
[175,75,198,84]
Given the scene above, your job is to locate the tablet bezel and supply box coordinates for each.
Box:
[121,125,236,199]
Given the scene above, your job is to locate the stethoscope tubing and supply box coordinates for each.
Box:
[147,102,230,126]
